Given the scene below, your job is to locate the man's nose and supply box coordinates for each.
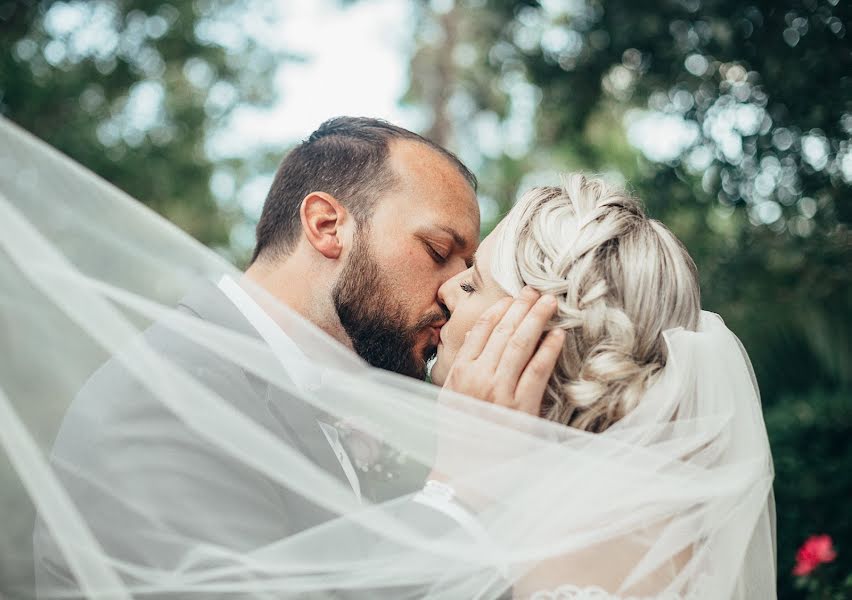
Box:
[437,276,456,313]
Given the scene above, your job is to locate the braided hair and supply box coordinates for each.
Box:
[491,174,701,432]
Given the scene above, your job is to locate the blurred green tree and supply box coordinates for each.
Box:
[405,1,850,596]
[407,0,850,395]
[0,0,283,255]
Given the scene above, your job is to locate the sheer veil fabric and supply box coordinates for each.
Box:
[0,117,776,599]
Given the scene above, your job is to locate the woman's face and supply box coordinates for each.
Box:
[430,228,511,385]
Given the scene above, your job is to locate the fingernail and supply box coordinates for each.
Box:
[521,286,538,299]
[540,294,556,306]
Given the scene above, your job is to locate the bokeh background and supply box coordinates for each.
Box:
[1,1,849,598]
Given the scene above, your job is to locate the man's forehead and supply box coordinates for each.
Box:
[384,141,480,239]
[388,138,462,174]
[388,141,476,199]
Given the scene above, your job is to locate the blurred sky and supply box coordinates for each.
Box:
[209,0,422,159]
[207,0,705,179]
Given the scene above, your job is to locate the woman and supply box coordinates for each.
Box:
[429,175,775,598]
[433,175,700,413]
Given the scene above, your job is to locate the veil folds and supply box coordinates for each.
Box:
[0,117,776,599]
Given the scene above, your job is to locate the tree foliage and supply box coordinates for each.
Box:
[0,0,282,252]
[407,0,851,393]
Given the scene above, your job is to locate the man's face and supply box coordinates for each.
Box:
[332,140,479,379]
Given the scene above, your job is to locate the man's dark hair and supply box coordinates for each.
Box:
[251,116,477,264]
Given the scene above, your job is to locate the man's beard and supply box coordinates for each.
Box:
[332,230,444,379]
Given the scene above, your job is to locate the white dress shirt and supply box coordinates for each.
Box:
[217,275,362,502]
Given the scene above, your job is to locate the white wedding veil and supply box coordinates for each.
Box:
[0,117,776,599]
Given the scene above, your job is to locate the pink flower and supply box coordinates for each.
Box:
[793,534,837,577]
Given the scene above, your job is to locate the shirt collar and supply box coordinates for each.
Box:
[218,275,366,501]
[216,274,318,392]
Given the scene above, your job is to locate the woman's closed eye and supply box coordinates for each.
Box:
[460,280,476,294]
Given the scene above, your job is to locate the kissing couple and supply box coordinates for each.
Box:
[0,116,774,599]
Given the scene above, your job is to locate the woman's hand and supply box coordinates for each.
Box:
[428,287,564,510]
[442,286,564,417]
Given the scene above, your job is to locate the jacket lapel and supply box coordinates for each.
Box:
[179,279,361,496]
[264,384,353,488]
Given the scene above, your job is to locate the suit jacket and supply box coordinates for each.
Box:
[33,282,486,599]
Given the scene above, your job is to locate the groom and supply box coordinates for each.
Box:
[245,116,479,379]
[34,117,491,597]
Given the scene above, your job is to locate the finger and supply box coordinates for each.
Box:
[455,297,513,361]
[515,328,565,415]
[494,294,558,394]
[476,287,540,369]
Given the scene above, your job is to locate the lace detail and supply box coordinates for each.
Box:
[528,585,684,600]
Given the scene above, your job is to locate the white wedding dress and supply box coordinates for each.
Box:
[0,117,776,599]
[531,586,683,600]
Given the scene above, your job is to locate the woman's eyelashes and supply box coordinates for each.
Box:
[459,280,476,294]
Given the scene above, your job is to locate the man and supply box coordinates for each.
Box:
[34,117,489,598]
[245,116,480,379]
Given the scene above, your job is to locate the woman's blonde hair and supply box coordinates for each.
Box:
[491,174,701,432]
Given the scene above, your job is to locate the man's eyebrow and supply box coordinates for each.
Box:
[434,225,470,249]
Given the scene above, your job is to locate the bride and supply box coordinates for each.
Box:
[0,119,775,599]
[431,175,774,598]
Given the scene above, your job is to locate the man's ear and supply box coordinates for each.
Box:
[299,192,348,259]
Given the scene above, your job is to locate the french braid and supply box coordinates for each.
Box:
[491,174,701,432]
